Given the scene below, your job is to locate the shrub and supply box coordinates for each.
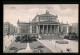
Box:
[37,46,44,48]
[64,32,78,40]
[9,47,18,50]
[66,48,71,53]
[15,36,20,42]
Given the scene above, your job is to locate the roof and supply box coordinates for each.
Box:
[36,10,57,17]
[18,21,38,26]
[4,22,10,25]
[18,21,29,24]
[38,14,56,17]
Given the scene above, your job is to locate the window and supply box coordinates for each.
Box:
[5,26,8,28]
[5,29,8,31]
[48,18,50,21]
[50,18,52,21]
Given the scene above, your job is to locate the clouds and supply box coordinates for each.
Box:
[3,4,78,26]
[48,5,76,16]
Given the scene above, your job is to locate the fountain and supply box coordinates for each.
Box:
[17,42,40,53]
[25,43,33,53]
[17,42,33,53]
[17,34,40,53]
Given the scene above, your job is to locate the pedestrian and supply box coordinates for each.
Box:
[5,46,6,49]
[11,40,12,42]
[66,48,71,53]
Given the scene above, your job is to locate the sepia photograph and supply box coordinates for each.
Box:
[3,4,78,53]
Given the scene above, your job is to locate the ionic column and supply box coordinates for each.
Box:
[43,25,44,34]
[30,25,32,33]
[52,25,53,34]
[57,25,59,34]
[50,25,52,34]
[47,25,48,34]
[60,26,63,33]
[54,25,55,34]
[38,25,40,34]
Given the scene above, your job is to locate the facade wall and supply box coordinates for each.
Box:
[17,22,30,36]
[69,26,72,33]
[30,25,32,33]
[39,17,57,22]
[3,22,10,35]
[14,27,17,33]
[32,11,58,22]
[32,16,57,22]
[59,24,69,34]
[10,24,15,35]
[32,25,36,33]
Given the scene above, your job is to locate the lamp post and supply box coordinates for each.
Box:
[55,41,56,48]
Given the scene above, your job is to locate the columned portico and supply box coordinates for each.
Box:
[38,25,59,35]
[17,10,69,38]
[47,25,48,34]
[58,25,59,33]
[54,25,55,34]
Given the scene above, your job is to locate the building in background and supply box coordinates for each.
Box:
[69,23,78,35]
[3,22,10,35]
[10,24,15,35]
[14,26,18,33]
[17,10,69,36]
[3,22,17,35]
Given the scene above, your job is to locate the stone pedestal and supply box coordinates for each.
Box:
[17,43,33,53]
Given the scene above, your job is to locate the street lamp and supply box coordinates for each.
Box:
[55,41,56,48]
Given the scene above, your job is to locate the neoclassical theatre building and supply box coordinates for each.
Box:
[17,10,69,36]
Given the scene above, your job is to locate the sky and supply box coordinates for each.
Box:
[3,4,78,27]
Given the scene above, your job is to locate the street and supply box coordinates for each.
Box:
[3,35,16,52]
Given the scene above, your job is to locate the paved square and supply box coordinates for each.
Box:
[37,39,78,53]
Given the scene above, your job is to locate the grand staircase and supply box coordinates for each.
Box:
[41,34,62,40]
